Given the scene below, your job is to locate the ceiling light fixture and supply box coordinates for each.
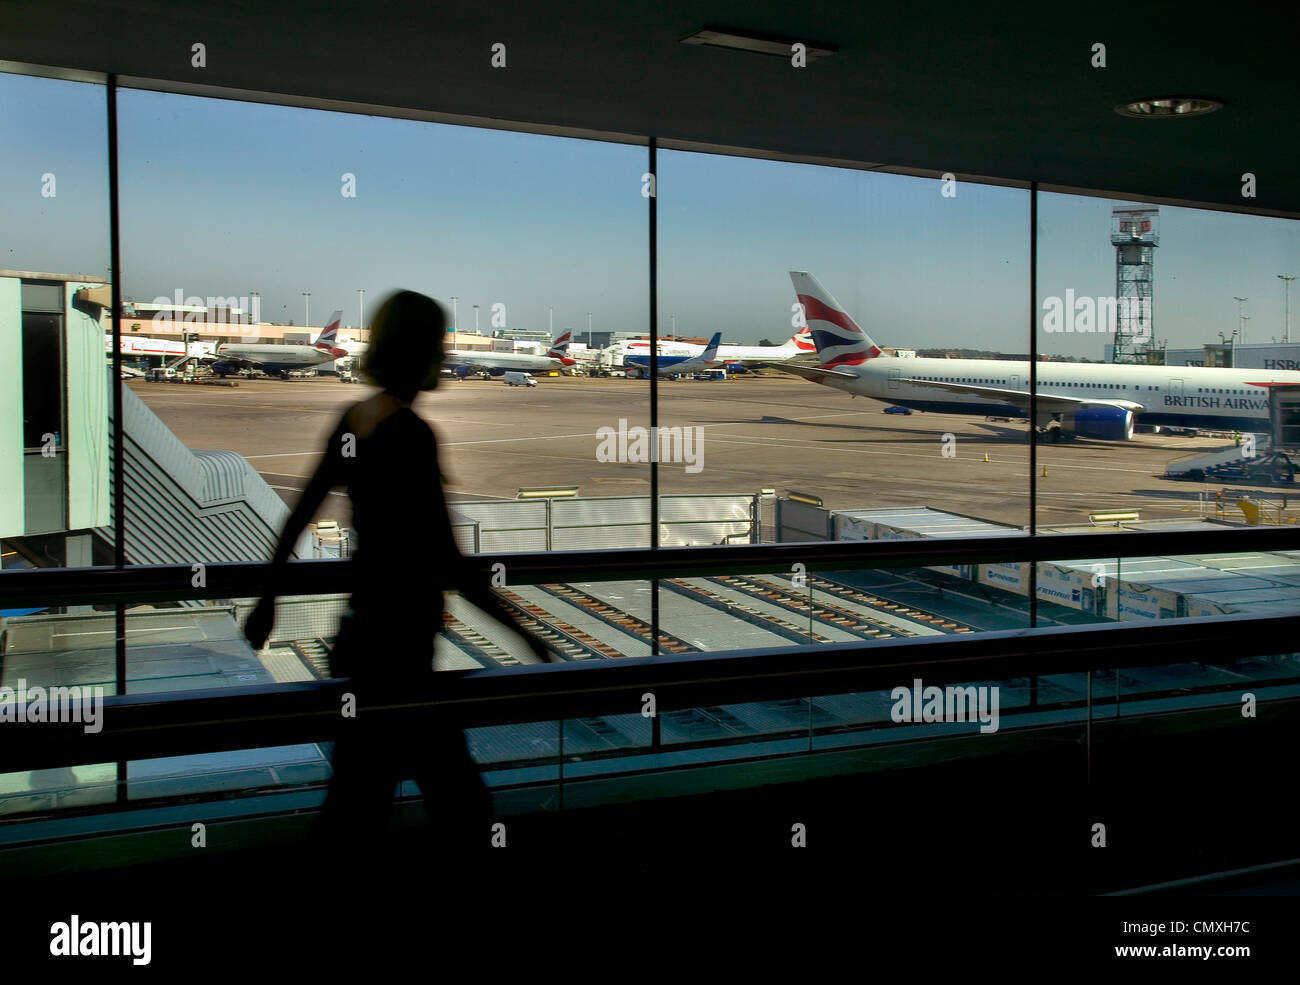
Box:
[681,27,836,61]
[1115,97,1223,119]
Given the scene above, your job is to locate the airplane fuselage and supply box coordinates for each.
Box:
[213,343,335,373]
[445,349,565,374]
[625,353,722,375]
[825,356,1300,431]
[623,340,807,365]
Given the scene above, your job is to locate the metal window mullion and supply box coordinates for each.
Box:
[108,76,128,804]
[649,138,659,658]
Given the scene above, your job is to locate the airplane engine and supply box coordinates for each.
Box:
[487,366,505,377]
[1073,407,1134,441]
[209,360,236,377]
[453,364,474,378]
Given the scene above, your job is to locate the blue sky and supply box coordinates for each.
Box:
[3,71,1297,359]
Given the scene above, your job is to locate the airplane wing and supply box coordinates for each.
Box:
[771,363,860,381]
[897,378,1146,414]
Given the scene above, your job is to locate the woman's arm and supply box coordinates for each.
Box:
[244,418,347,649]
[451,549,556,664]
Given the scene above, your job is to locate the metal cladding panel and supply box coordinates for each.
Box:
[655,495,753,523]
[193,450,250,502]
[451,525,477,554]
[232,594,350,645]
[553,525,649,551]
[777,499,832,542]
[447,494,756,553]
[552,497,652,525]
[104,384,296,565]
[479,529,549,553]
[66,288,110,531]
[0,278,23,539]
[452,500,548,528]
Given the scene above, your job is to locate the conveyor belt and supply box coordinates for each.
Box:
[537,584,698,653]
[704,574,910,638]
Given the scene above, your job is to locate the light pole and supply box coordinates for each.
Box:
[473,304,479,334]
[303,292,311,330]
[587,311,592,346]
[357,289,364,333]
[1233,297,1248,343]
[549,306,554,337]
[249,291,260,335]
[1279,275,1295,343]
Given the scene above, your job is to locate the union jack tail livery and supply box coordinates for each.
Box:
[790,271,882,368]
[312,310,348,358]
[547,330,576,366]
[791,326,816,352]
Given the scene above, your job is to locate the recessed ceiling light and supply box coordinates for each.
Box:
[1115,97,1223,119]
[681,27,836,61]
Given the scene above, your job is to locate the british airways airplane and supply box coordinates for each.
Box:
[621,327,817,370]
[777,272,1300,441]
[444,331,575,376]
[212,310,347,378]
[625,331,723,378]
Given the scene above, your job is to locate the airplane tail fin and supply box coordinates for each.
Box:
[313,310,344,352]
[547,331,576,366]
[789,272,882,368]
[702,331,722,362]
[787,326,817,352]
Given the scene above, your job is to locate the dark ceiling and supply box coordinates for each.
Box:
[3,0,1298,215]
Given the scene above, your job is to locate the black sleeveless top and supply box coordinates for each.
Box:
[324,406,457,677]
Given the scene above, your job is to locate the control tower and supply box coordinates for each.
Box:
[1109,204,1159,363]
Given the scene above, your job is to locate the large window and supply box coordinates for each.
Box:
[1035,193,1300,631]
[1,65,1298,825]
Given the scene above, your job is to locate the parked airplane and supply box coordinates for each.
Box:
[622,328,816,371]
[625,331,723,378]
[445,332,575,377]
[211,310,346,378]
[778,271,1300,440]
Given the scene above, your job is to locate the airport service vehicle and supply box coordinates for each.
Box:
[777,271,1300,441]
[883,405,912,415]
[1175,451,1296,485]
[445,332,574,377]
[504,371,537,387]
[211,309,347,379]
[625,332,723,379]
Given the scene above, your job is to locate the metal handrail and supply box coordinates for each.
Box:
[3,525,1298,606]
[0,609,1295,774]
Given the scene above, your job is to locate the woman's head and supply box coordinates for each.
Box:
[360,290,446,397]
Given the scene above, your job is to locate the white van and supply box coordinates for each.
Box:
[504,371,537,387]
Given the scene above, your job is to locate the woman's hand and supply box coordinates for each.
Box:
[244,597,276,650]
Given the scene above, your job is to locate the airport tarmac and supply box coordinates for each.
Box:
[129,374,1245,534]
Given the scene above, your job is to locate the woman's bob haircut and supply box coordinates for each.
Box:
[359,290,447,394]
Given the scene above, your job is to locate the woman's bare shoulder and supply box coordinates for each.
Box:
[342,393,408,441]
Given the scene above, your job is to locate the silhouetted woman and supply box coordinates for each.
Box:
[244,290,551,860]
